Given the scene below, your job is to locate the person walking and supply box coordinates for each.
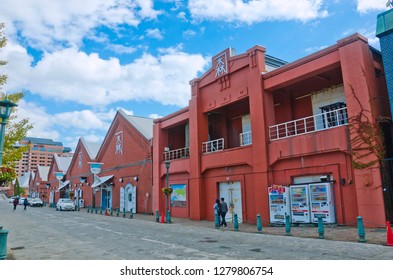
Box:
[13,197,19,210]
[220,197,228,227]
[23,197,29,210]
[213,198,221,227]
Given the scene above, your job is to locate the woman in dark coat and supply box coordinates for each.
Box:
[13,197,19,210]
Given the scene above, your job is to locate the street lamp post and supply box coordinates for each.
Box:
[0,97,17,165]
[164,160,171,223]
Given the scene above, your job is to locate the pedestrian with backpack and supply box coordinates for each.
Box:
[213,198,222,227]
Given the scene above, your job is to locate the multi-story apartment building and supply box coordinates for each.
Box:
[153,33,391,228]
[14,137,72,177]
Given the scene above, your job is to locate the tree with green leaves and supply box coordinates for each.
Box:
[0,23,33,171]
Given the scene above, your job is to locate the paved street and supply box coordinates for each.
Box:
[1,197,393,260]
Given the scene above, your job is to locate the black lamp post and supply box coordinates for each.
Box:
[0,97,17,165]
[164,160,171,222]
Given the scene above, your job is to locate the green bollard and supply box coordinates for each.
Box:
[0,229,9,260]
[215,213,220,229]
[317,216,325,239]
[91,207,94,214]
[129,208,133,219]
[166,210,171,223]
[100,207,103,215]
[257,214,262,233]
[110,208,113,216]
[155,210,159,222]
[234,213,239,231]
[95,207,98,214]
[357,216,366,243]
[87,206,90,213]
[285,214,291,236]
[116,208,119,217]
[123,208,126,218]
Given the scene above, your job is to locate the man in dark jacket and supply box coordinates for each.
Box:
[23,197,29,210]
[220,197,228,227]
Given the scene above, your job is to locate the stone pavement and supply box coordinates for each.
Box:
[125,211,388,246]
[1,193,390,260]
[75,200,388,246]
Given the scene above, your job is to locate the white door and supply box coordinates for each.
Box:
[219,181,242,223]
[120,187,125,210]
[125,183,136,213]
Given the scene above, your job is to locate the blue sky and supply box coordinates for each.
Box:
[0,0,390,151]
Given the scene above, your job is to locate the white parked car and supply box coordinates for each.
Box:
[56,198,75,211]
[8,196,16,203]
[18,198,27,205]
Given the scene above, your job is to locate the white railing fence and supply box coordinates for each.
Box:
[269,107,348,141]
[240,131,252,146]
[163,147,190,161]
[202,138,225,154]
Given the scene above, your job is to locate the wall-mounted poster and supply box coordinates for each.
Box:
[171,184,186,208]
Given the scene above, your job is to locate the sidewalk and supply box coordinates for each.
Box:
[80,207,388,246]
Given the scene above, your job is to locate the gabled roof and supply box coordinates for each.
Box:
[18,171,31,188]
[54,153,72,172]
[118,109,154,140]
[37,165,50,181]
[81,137,101,160]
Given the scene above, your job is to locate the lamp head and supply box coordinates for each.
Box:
[0,98,17,120]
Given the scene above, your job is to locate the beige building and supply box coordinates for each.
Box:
[14,137,72,177]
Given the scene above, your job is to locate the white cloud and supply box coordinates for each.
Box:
[183,29,197,38]
[0,0,161,51]
[106,44,138,54]
[15,100,61,141]
[356,0,387,13]
[14,99,114,150]
[177,11,188,21]
[149,113,161,119]
[305,45,328,53]
[52,110,106,129]
[3,42,210,107]
[146,28,164,40]
[188,0,328,24]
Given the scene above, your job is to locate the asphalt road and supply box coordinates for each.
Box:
[1,197,393,260]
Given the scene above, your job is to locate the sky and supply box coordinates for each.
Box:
[0,0,391,151]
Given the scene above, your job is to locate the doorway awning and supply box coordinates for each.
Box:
[91,175,113,188]
[58,180,70,191]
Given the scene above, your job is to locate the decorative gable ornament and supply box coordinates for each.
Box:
[78,152,82,168]
[115,131,123,154]
[215,52,228,78]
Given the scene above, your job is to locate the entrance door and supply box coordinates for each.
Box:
[123,183,136,213]
[101,188,112,209]
[219,181,242,223]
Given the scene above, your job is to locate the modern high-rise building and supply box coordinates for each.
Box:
[14,137,72,177]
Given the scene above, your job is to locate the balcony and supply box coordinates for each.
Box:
[202,138,224,154]
[269,107,348,141]
[163,147,190,161]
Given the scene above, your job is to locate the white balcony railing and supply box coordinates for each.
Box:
[269,107,348,141]
[163,147,190,161]
[202,138,224,154]
[240,131,252,146]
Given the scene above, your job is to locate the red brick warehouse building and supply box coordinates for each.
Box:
[88,109,154,214]
[64,137,101,208]
[153,33,390,227]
